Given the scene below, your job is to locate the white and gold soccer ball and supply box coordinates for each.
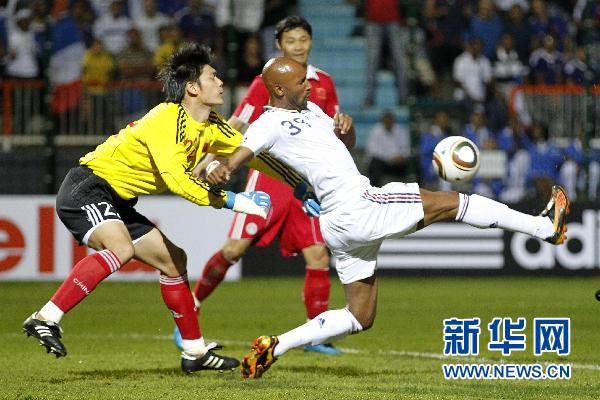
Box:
[432,136,480,182]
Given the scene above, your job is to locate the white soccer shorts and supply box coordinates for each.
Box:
[320,182,424,284]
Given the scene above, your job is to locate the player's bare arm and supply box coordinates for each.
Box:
[207,147,255,186]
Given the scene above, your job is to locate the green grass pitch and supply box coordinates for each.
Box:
[2,276,600,399]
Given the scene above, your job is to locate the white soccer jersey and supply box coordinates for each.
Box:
[241,101,369,213]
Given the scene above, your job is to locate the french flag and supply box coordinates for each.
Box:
[48,13,85,114]
[362,191,422,204]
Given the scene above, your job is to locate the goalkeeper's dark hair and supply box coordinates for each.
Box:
[275,16,312,42]
[158,43,212,103]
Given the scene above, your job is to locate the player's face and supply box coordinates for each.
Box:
[284,65,311,110]
[196,65,224,106]
[277,28,312,66]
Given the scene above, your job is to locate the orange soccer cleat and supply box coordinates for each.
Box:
[241,335,278,378]
[540,185,570,245]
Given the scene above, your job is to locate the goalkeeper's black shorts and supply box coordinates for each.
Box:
[56,166,155,245]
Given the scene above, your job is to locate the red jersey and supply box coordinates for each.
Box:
[366,0,402,23]
[233,64,339,123]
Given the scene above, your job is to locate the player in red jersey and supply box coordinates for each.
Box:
[174,16,342,355]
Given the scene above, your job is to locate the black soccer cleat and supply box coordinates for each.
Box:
[23,313,67,358]
[181,348,240,373]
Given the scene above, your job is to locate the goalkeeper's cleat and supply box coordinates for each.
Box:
[241,335,278,379]
[540,185,570,245]
[173,326,183,351]
[23,313,67,358]
[181,345,240,373]
[303,343,341,355]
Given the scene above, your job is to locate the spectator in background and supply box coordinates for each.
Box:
[116,28,154,122]
[214,0,265,47]
[135,0,171,52]
[423,0,470,77]
[175,0,216,47]
[93,0,132,54]
[497,116,529,203]
[153,24,182,68]
[494,0,528,14]
[564,46,588,85]
[419,110,453,188]
[6,8,39,79]
[463,106,494,150]
[530,0,568,50]
[560,132,586,201]
[492,33,526,100]
[453,37,492,113]
[89,0,117,19]
[81,38,114,134]
[363,0,408,107]
[71,0,96,47]
[529,34,563,84]
[502,4,533,63]
[235,34,264,103]
[117,28,154,81]
[82,38,115,89]
[365,110,412,186]
[465,0,503,59]
[525,122,563,199]
[30,0,50,52]
[462,107,501,197]
[260,0,296,60]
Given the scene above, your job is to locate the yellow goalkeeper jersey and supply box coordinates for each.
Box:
[80,102,301,208]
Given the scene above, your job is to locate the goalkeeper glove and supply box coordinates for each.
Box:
[225,191,271,219]
[294,181,321,217]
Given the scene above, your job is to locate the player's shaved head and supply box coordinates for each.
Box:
[262,57,303,91]
[262,57,310,111]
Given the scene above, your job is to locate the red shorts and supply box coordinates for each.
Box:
[228,169,325,256]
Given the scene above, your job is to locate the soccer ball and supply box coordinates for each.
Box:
[432,136,480,182]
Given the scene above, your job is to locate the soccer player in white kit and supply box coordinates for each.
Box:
[206,57,570,379]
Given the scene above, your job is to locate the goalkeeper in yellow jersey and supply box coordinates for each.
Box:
[22,43,306,373]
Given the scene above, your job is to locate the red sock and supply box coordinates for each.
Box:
[303,267,331,319]
[160,275,201,340]
[193,251,233,302]
[51,250,121,313]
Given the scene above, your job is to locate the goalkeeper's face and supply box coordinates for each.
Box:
[195,65,224,106]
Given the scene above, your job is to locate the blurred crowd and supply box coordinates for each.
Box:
[1,0,599,202]
[358,0,599,202]
[0,0,297,87]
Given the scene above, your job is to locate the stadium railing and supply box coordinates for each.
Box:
[1,79,46,149]
[1,79,164,148]
[0,79,240,149]
[508,84,600,148]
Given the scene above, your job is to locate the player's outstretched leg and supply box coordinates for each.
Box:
[434,185,570,243]
[241,336,279,378]
[23,313,67,357]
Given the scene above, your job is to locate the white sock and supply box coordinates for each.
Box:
[38,301,64,324]
[274,308,362,357]
[181,337,207,358]
[456,193,554,239]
